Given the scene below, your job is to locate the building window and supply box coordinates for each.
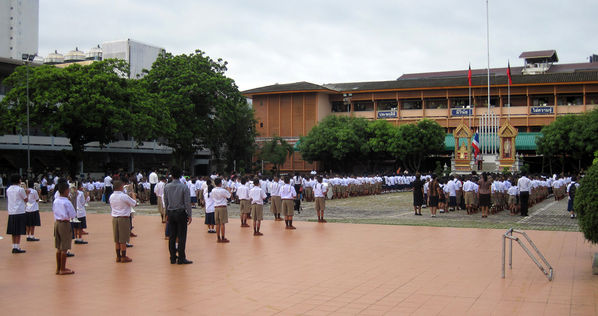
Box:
[331,101,350,112]
[557,94,583,106]
[529,126,542,132]
[354,101,374,111]
[425,98,447,109]
[402,99,422,110]
[477,97,499,107]
[531,95,554,106]
[507,95,527,107]
[587,93,598,105]
[450,98,470,108]
[377,99,397,111]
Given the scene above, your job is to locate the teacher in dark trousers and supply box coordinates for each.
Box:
[517,172,532,217]
[164,166,193,264]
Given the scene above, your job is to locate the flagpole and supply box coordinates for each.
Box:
[468,63,472,129]
[486,0,491,114]
[508,60,511,119]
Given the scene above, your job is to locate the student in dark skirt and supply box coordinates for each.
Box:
[7,174,29,253]
[25,182,41,241]
[204,180,216,233]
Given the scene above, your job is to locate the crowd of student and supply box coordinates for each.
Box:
[5,167,581,275]
[409,171,580,219]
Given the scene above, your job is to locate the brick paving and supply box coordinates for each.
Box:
[1,193,594,315]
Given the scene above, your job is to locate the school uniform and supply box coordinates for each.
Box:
[204,189,215,226]
[313,182,327,213]
[75,190,88,229]
[280,184,297,217]
[53,196,76,251]
[109,191,136,244]
[237,185,250,214]
[249,186,267,221]
[7,185,27,236]
[25,189,41,227]
[269,181,282,216]
[211,187,231,225]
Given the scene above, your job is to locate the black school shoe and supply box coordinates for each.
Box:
[74,240,88,244]
[177,259,193,265]
[12,248,26,254]
[27,237,40,241]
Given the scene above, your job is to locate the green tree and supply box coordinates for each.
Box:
[259,136,293,175]
[537,111,598,173]
[575,162,598,244]
[0,60,165,177]
[142,50,255,171]
[299,116,371,172]
[389,119,444,172]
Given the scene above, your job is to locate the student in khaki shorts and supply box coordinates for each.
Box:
[313,176,328,223]
[249,178,267,236]
[53,180,76,275]
[280,176,297,229]
[269,176,283,221]
[110,180,137,263]
[211,178,231,243]
[237,177,250,228]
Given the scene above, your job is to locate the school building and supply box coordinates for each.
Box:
[242,50,598,172]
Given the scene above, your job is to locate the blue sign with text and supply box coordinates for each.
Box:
[531,106,554,114]
[451,108,472,116]
[377,110,398,119]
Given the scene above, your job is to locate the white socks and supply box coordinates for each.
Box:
[12,244,18,249]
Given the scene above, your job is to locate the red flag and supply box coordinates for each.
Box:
[507,61,512,85]
[468,64,472,86]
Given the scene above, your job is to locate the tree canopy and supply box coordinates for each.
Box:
[258,136,294,175]
[298,116,445,172]
[0,59,167,176]
[537,109,598,172]
[141,50,255,171]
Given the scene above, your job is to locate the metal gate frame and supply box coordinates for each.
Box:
[502,228,553,281]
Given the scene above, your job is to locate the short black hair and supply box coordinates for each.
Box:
[10,174,20,184]
[214,177,222,186]
[56,181,70,196]
[170,166,182,179]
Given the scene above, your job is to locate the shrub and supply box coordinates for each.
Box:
[575,163,598,244]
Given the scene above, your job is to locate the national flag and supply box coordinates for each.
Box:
[472,132,480,159]
[468,64,472,86]
[507,61,512,85]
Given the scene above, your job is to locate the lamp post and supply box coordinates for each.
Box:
[21,53,36,178]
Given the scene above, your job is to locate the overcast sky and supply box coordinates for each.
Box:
[39,0,598,91]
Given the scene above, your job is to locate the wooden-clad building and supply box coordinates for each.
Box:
[243,50,598,172]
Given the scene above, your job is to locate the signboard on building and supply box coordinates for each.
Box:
[530,106,554,114]
[451,108,472,116]
[377,110,398,119]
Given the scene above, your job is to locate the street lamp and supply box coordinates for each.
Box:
[21,53,36,178]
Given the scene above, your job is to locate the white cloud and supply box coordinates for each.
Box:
[39,0,598,90]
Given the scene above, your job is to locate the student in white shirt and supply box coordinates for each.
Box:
[249,178,267,236]
[154,177,166,223]
[211,178,232,243]
[110,180,137,263]
[237,177,251,228]
[53,180,77,275]
[280,176,297,229]
[269,176,283,221]
[313,176,328,222]
[74,182,89,245]
[203,181,216,233]
[7,174,30,253]
[25,181,41,242]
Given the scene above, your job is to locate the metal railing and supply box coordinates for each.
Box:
[502,228,553,281]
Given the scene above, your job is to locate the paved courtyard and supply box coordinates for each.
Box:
[1,193,596,315]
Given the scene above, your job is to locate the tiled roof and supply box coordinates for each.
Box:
[519,50,557,60]
[243,65,598,95]
[242,81,333,95]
